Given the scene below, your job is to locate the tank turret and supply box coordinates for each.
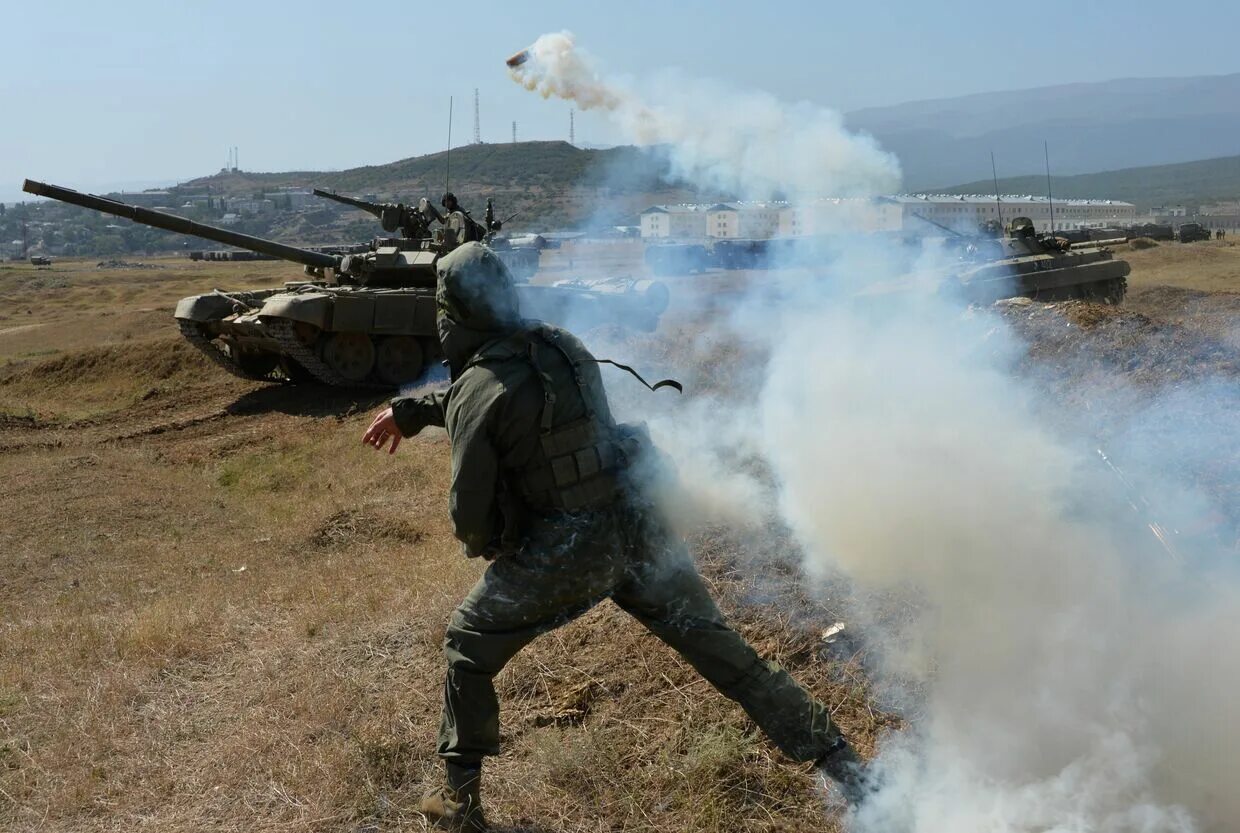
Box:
[312,188,436,243]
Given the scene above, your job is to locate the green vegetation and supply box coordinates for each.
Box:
[940,154,1240,210]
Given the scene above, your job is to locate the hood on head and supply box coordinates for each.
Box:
[436,242,522,378]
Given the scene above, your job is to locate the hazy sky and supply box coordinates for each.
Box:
[4,0,1238,202]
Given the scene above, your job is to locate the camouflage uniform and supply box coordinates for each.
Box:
[392,243,860,823]
[438,193,484,249]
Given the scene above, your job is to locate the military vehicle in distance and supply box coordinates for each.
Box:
[28,255,52,267]
[949,217,1130,304]
[1126,222,1174,241]
[23,179,670,389]
[1177,222,1212,243]
[313,189,540,282]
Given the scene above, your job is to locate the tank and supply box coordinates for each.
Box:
[23,179,670,389]
[314,189,541,282]
[949,217,1131,304]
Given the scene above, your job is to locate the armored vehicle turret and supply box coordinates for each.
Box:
[23,179,669,388]
[315,189,541,281]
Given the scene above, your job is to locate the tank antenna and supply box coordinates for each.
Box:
[990,151,1003,228]
[445,96,454,196]
[1044,140,1055,234]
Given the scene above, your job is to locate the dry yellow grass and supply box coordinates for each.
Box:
[1,243,1236,832]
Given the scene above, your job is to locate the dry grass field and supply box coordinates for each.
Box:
[1,240,1237,832]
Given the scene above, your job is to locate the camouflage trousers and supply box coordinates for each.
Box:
[436,503,843,765]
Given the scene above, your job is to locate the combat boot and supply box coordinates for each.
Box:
[815,737,874,808]
[419,762,488,831]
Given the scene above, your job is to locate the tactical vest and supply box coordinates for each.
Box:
[465,324,627,513]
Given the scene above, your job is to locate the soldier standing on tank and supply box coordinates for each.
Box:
[439,192,485,248]
[362,242,872,830]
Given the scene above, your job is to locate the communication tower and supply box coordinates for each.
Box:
[569,108,575,145]
[473,88,481,144]
[512,121,517,144]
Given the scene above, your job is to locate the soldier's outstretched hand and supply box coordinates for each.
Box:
[362,406,402,454]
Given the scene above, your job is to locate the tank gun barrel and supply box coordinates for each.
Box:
[910,211,965,238]
[22,179,340,270]
[312,188,384,218]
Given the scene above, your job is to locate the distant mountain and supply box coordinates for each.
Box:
[938,154,1240,210]
[846,74,1240,190]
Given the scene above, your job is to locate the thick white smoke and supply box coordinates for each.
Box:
[509,31,900,199]
[512,32,1240,832]
[763,289,1240,832]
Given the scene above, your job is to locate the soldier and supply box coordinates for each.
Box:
[362,243,871,830]
[439,192,485,247]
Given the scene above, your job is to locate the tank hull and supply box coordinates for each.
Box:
[957,246,1131,305]
[174,278,669,389]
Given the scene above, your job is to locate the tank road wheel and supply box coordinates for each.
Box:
[375,336,426,386]
[320,333,376,382]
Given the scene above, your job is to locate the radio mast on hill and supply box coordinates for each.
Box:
[569,108,575,146]
[512,121,517,144]
[473,88,481,144]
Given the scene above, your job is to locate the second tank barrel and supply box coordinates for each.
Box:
[22,179,340,270]
[312,189,383,216]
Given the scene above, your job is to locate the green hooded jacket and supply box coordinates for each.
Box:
[390,243,616,557]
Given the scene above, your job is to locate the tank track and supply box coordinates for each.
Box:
[176,319,278,382]
[266,319,391,390]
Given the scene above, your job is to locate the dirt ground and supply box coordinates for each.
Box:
[1,239,1237,832]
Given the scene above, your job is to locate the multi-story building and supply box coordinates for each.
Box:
[779,198,903,235]
[1200,201,1240,216]
[889,195,1136,234]
[706,202,785,239]
[639,204,711,239]
[639,195,1136,240]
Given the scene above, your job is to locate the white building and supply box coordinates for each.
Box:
[639,204,711,239]
[706,201,785,239]
[890,195,1137,234]
[780,198,903,235]
[1199,201,1240,216]
[1151,204,1188,218]
[639,195,1136,240]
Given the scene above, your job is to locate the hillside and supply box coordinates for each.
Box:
[181,141,709,231]
[938,154,1240,209]
[847,73,1240,189]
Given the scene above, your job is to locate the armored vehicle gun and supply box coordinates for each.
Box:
[23,179,669,389]
[314,189,540,281]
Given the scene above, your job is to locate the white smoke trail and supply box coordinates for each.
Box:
[761,289,1240,831]
[511,31,1240,832]
[509,31,900,199]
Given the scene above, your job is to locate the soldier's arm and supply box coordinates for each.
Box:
[445,374,505,557]
[390,391,447,437]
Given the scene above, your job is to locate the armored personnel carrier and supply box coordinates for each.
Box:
[950,217,1130,304]
[314,189,540,281]
[23,179,669,389]
[1177,222,1212,244]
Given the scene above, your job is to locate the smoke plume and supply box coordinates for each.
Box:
[509,31,900,199]
[513,32,1240,832]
